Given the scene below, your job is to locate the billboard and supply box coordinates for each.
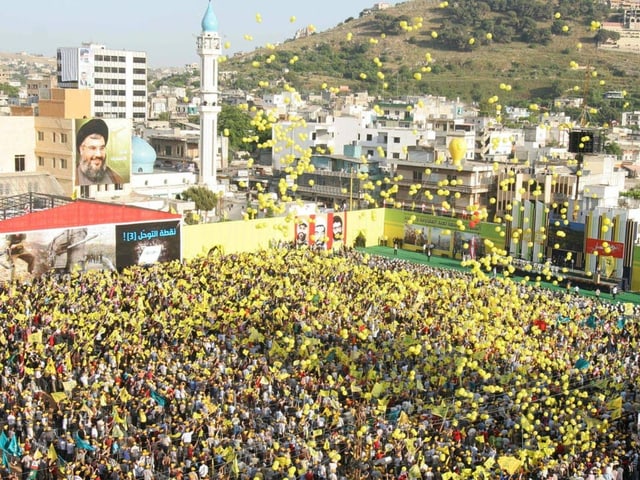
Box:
[115,221,181,269]
[585,238,624,259]
[0,225,116,283]
[74,118,131,186]
[384,209,504,259]
[0,220,180,282]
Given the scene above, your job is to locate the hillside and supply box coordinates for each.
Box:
[223,0,639,117]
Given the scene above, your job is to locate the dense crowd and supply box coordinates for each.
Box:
[0,247,638,480]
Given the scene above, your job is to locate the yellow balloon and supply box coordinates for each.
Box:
[448,138,467,163]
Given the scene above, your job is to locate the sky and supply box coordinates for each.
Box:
[2,0,399,68]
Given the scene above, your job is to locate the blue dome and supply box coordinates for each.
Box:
[132,136,156,174]
[201,1,219,33]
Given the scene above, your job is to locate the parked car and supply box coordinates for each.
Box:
[176,162,199,173]
[154,159,175,169]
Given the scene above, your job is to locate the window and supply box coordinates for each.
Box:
[119,68,126,73]
[119,56,126,62]
[133,101,145,107]
[392,152,400,159]
[133,68,146,75]
[80,185,90,198]
[311,132,317,141]
[394,137,401,143]
[133,113,146,119]
[94,66,103,72]
[14,155,25,172]
[38,156,44,167]
[52,158,56,168]
[60,133,68,143]
[133,79,145,85]
[165,146,172,156]
[133,90,146,96]
[366,134,373,141]
[133,57,146,63]
[52,132,57,142]
[60,158,68,169]
[115,183,123,191]
[94,55,103,61]
[37,131,44,141]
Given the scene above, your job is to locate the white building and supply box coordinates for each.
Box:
[56,43,147,121]
[622,111,640,128]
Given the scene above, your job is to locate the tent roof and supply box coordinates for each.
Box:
[0,200,181,234]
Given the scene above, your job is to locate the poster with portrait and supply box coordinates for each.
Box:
[312,215,328,250]
[74,118,132,186]
[454,231,483,260]
[0,225,116,283]
[295,216,310,247]
[78,47,94,89]
[329,212,346,250]
[115,220,181,269]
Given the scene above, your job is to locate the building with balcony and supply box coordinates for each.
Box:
[286,144,384,210]
[393,144,495,215]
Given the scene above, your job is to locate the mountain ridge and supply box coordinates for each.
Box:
[224,0,639,112]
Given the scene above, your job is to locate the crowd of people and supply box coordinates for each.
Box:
[0,246,638,480]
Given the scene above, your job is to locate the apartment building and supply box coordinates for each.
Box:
[56,43,147,121]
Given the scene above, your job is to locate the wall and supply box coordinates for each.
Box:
[38,88,91,119]
[182,208,386,259]
[0,117,36,174]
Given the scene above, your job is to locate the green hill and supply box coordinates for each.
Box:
[223,0,639,119]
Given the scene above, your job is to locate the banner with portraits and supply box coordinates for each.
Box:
[294,213,346,250]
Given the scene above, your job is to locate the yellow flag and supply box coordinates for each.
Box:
[28,331,42,345]
[47,443,58,461]
[607,396,623,420]
[44,358,57,376]
[50,392,67,403]
[498,456,522,475]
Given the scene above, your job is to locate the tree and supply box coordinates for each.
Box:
[218,105,255,152]
[594,29,620,47]
[604,141,622,157]
[180,186,220,222]
[0,83,20,97]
